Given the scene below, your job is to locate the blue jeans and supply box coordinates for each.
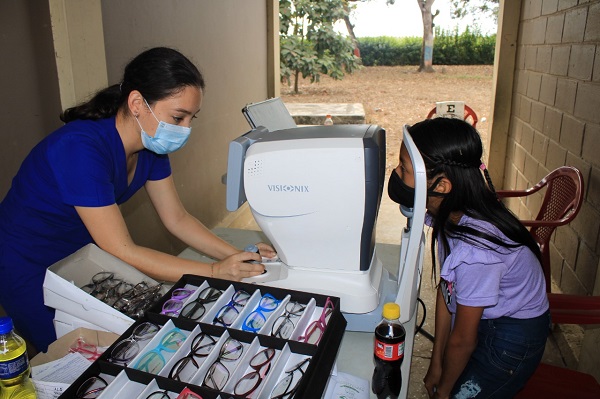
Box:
[450,310,551,399]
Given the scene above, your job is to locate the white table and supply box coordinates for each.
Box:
[179,227,418,399]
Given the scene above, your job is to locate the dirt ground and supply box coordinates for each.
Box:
[281,65,494,172]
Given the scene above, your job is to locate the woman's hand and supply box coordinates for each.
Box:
[255,242,277,259]
[211,251,265,281]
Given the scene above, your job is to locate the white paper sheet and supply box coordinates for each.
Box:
[32,352,93,399]
[324,371,370,399]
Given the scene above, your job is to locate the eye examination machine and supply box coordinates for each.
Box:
[225,98,427,334]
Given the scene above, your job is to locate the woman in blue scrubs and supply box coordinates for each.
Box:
[0,47,275,352]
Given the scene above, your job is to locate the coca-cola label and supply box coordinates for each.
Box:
[0,352,29,380]
[374,338,405,361]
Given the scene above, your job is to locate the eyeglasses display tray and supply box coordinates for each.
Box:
[58,273,346,399]
[43,243,171,336]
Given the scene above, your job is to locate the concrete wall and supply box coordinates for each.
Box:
[0,1,64,199]
[100,0,276,254]
[497,0,600,381]
[0,0,278,256]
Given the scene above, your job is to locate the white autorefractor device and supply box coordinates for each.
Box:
[226,118,427,331]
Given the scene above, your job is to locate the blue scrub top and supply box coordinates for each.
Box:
[1,116,171,269]
[0,116,171,350]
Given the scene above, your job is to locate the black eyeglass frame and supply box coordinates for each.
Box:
[270,301,307,339]
[202,337,245,391]
[179,286,223,321]
[269,357,311,399]
[75,375,108,399]
[168,332,218,381]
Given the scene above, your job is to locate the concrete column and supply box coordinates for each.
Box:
[487,0,521,187]
[48,0,108,110]
[267,0,280,98]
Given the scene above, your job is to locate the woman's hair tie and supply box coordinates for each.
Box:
[480,163,487,171]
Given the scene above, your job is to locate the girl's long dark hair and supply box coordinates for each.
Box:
[61,47,205,122]
[407,118,541,274]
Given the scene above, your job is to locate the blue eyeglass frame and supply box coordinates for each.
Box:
[242,293,281,333]
[133,327,187,374]
[213,289,251,327]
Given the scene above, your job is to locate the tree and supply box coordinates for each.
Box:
[280,0,360,93]
[386,0,439,73]
[416,0,439,72]
[450,0,499,24]
[342,0,361,57]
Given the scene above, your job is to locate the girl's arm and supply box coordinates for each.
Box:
[434,304,483,399]
[424,286,452,397]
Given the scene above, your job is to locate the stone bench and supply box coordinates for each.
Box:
[284,103,366,125]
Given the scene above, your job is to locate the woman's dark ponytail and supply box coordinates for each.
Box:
[60,47,204,123]
[60,84,123,123]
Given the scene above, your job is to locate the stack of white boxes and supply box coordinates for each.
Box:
[43,244,170,338]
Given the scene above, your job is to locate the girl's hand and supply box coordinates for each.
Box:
[211,252,264,281]
[424,363,442,398]
[433,388,450,399]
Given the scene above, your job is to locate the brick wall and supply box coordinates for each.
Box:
[505,0,600,296]
[502,0,600,380]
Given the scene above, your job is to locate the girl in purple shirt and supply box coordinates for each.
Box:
[388,118,549,399]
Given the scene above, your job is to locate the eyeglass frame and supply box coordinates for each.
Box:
[298,297,334,345]
[233,347,276,397]
[270,301,307,339]
[75,375,108,399]
[81,272,164,319]
[213,289,251,327]
[176,387,203,399]
[81,272,162,308]
[113,283,164,319]
[269,357,311,399]
[160,287,195,317]
[133,328,187,374]
[69,337,103,361]
[242,293,281,333]
[145,390,172,399]
[202,337,245,391]
[179,286,223,321]
[168,332,218,382]
[109,321,160,365]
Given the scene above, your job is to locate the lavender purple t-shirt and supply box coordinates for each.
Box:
[429,214,549,320]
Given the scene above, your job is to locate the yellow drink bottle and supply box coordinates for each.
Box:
[0,318,37,399]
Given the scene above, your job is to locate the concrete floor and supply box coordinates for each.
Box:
[218,193,577,398]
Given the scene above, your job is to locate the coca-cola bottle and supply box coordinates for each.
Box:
[372,302,405,399]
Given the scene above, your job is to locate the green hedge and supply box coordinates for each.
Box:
[357,28,496,66]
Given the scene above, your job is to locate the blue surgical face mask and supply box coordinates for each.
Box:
[135,99,191,154]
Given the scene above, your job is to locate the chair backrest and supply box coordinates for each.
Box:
[498,166,584,292]
[534,167,584,291]
[530,166,584,248]
[426,101,479,127]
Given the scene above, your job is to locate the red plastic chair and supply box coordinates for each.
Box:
[426,101,479,127]
[498,166,600,398]
[515,363,600,398]
[496,166,584,294]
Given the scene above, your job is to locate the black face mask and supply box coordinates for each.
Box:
[387,171,445,208]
